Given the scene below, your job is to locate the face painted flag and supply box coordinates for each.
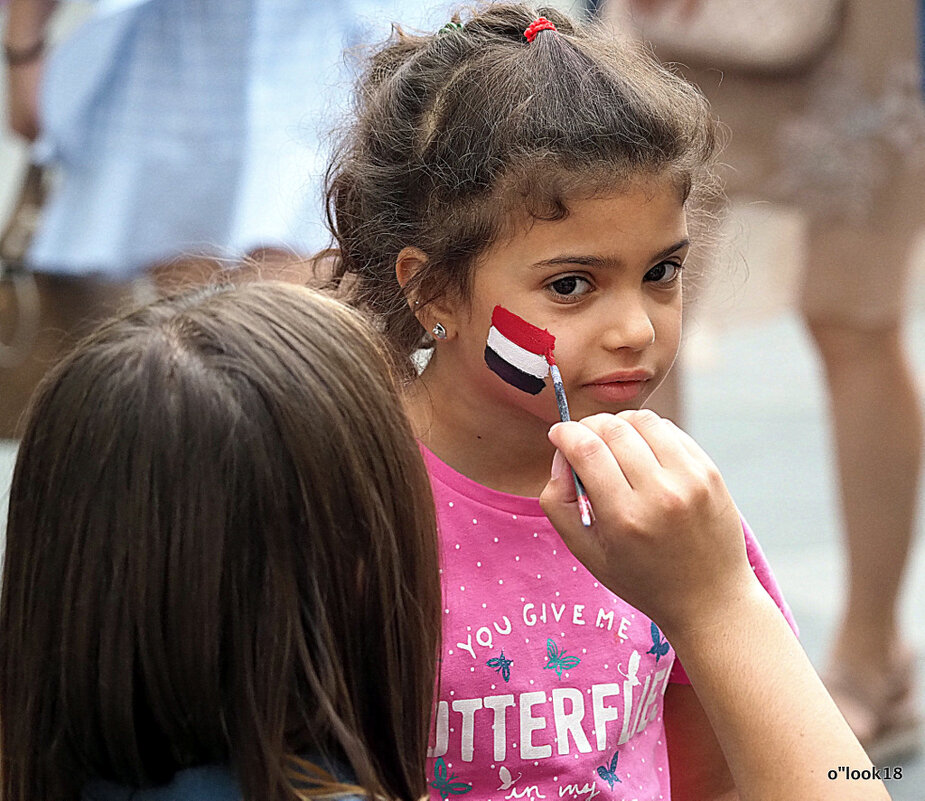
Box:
[483,305,594,526]
[484,305,556,395]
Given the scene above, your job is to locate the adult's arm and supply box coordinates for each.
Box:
[539,411,889,801]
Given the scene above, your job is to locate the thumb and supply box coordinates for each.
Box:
[539,448,577,513]
[549,448,579,500]
[539,443,581,540]
[540,441,605,583]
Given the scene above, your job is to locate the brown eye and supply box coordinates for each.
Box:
[548,275,592,299]
[645,262,682,284]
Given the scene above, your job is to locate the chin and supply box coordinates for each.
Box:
[570,399,643,421]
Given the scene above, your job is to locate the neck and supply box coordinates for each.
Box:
[405,357,558,498]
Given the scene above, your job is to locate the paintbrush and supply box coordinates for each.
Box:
[484,305,594,527]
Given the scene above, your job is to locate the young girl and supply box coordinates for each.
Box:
[0,283,442,801]
[324,4,810,799]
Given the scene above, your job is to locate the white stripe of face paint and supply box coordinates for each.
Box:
[487,326,550,380]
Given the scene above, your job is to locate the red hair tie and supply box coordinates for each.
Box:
[524,17,557,43]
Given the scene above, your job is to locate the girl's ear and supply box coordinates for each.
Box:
[395,246,460,338]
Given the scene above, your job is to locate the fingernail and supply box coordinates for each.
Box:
[550,449,570,481]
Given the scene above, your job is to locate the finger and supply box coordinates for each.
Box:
[540,449,579,533]
[615,409,698,471]
[540,470,609,583]
[576,413,661,489]
[547,420,631,497]
[549,448,578,503]
[663,420,721,470]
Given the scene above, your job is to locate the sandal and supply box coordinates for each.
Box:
[824,652,922,764]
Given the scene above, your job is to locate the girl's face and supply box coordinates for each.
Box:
[434,178,688,426]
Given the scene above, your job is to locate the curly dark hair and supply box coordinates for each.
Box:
[325,2,720,374]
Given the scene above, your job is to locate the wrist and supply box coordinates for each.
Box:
[3,38,45,67]
[659,573,769,654]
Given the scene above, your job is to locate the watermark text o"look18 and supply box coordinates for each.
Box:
[828,766,902,781]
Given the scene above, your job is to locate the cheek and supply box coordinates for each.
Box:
[654,297,683,348]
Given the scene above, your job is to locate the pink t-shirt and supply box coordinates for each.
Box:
[422,444,797,801]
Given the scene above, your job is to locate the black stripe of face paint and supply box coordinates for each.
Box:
[485,346,547,395]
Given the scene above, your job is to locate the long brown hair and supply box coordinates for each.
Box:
[325,2,720,374]
[0,282,441,801]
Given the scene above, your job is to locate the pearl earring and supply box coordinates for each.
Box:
[432,322,447,340]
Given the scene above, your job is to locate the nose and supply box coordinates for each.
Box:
[600,295,656,352]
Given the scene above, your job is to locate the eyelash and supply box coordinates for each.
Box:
[546,274,593,302]
[545,261,684,302]
[645,260,684,286]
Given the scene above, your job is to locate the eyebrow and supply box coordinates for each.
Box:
[530,238,691,269]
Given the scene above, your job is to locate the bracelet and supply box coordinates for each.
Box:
[3,39,46,67]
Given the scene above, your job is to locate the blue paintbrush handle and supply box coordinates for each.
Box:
[549,364,594,527]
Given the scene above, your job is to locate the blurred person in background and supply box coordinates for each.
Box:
[598,0,925,762]
[0,0,447,437]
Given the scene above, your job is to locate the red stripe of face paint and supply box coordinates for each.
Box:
[490,305,556,360]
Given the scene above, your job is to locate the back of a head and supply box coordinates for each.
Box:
[0,282,440,801]
[326,2,720,369]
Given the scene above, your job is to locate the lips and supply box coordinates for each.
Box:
[582,370,654,404]
[586,370,654,386]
